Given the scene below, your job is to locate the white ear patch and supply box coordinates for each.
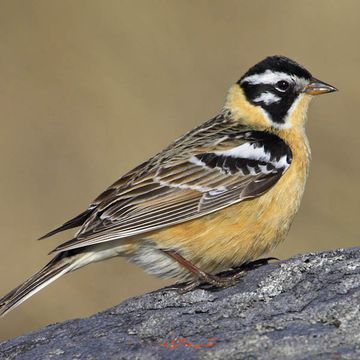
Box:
[253,91,281,105]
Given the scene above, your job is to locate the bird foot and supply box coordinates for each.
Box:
[168,256,279,294]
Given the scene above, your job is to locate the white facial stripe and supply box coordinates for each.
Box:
[241,70,308,89]
[253,91,281,105]
[241,70,294,85]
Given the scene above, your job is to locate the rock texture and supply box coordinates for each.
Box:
[0,247,359,360]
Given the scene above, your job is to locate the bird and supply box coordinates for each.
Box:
[0,55,337,316]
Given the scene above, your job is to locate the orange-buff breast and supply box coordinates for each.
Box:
[149,129,310,275]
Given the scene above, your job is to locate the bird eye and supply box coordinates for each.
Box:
[275,80,290,92]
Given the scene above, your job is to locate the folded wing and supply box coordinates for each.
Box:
[52,117,292,253]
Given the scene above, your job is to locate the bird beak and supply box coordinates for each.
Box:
[304,78,338,95]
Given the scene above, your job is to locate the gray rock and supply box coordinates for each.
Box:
[0,247,359,360]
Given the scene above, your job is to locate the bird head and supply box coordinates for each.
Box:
[225,55,337,130]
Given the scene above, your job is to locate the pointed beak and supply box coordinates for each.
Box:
[304,77,338,95]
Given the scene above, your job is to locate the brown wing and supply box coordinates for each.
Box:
[52,116,292,253]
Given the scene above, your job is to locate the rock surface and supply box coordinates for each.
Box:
[0,247,359,360]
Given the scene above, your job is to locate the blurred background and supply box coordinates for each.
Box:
[0,0,359,341]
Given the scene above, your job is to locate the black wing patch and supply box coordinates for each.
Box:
[195,153,275,175]
[194,131,292,176]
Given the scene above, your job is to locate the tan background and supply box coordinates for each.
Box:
[0,0,359,341]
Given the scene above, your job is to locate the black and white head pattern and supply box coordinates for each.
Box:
[238,56,313,128]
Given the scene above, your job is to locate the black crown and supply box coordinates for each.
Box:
[239,56,312,83]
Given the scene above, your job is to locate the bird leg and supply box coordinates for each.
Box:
[163,250,278,294]
[162,250,245,292]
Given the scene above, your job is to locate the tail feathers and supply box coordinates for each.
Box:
[0,254,74,317]
[38,207,95,240]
